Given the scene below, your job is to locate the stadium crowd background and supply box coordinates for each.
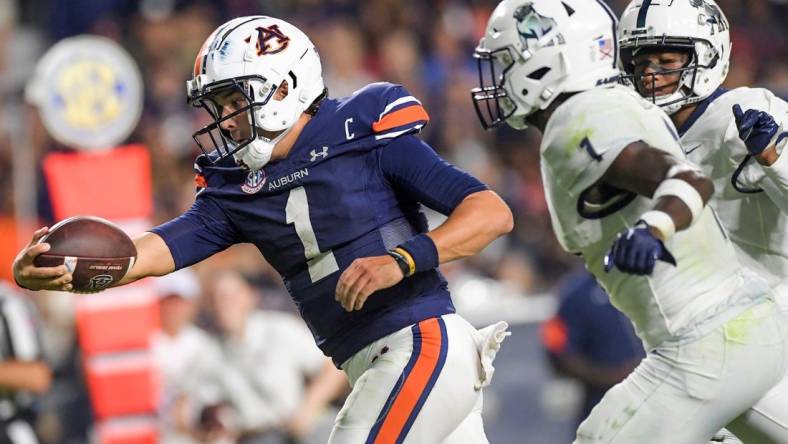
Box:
[0,0,786,443]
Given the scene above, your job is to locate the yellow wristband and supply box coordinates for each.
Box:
[393,247,416,277]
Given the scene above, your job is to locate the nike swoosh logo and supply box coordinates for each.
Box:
[684,143,703,155]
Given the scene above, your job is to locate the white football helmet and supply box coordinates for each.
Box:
[471,0,620,130]
[619,0,731,115]
[187,16,326,170]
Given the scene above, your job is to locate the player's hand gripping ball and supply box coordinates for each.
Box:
[32,216,137,293]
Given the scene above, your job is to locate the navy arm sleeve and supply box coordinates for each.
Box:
[378,135,488,215]
[149,196,242,270]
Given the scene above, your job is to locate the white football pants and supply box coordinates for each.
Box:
[574,299,788,444]
[720,285,788,443]
[328,314,509,444]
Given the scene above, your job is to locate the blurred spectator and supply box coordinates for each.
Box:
[540,269,644,427]
[764,60,788,100]
[207,270,347,444]
[151,268,224,444]
[0,281,52,444]
[315,19,375,98]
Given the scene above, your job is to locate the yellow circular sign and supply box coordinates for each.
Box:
[26,36,143,151]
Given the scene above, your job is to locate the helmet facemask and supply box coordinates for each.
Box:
[471,47,520,130]
[189,75,291,170]
[620,39,714,114]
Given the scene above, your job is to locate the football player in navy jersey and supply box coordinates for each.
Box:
[13,16,513,444]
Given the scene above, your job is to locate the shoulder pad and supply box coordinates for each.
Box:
[723,87,784,111]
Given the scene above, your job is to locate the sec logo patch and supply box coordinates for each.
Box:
[241,169,267,194]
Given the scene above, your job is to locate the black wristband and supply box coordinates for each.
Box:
[387,249,411,277]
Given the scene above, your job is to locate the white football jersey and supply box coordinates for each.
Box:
[540,85,769,349]
[679,87,788,306]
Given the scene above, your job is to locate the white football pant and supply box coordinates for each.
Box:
[574,299,788,444]
[721,285,788,443]
[328,314,508,444]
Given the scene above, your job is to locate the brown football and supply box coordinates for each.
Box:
[33,216,137,293]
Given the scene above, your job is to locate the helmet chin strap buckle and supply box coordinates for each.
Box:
[234,138,275,171]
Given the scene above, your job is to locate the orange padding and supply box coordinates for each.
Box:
[76,286,159,356]
[84,352,160,419]
[97,417,158,444]
[372,105,429,133]
[541,316,568,354]
[0,218,38,283]
[42,144,153,221]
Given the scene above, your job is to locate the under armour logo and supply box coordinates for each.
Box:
[310,146,328,162]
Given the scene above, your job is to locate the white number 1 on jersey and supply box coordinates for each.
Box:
[285,186,339,282]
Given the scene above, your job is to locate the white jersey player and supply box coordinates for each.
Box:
[619,0,788,308]
[471,1,788,443]
[620,0,788,442]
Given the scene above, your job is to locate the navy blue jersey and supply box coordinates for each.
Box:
[152,83,488,365]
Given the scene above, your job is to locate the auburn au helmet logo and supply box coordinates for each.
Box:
[245,25,290,56]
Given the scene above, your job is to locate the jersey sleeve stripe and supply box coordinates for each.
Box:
[374,125,425,141]
[378,95,422,120]
[372,105,429,134]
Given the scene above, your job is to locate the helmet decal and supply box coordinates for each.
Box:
[689,0,728,35]
[244,25,290,56]
[513,3,562,48]
[597,36,614,61]
[217,40,233,60]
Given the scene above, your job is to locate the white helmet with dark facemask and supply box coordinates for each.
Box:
[471,0,620,130]
[187,16,326,170]
[618,0,731,115]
